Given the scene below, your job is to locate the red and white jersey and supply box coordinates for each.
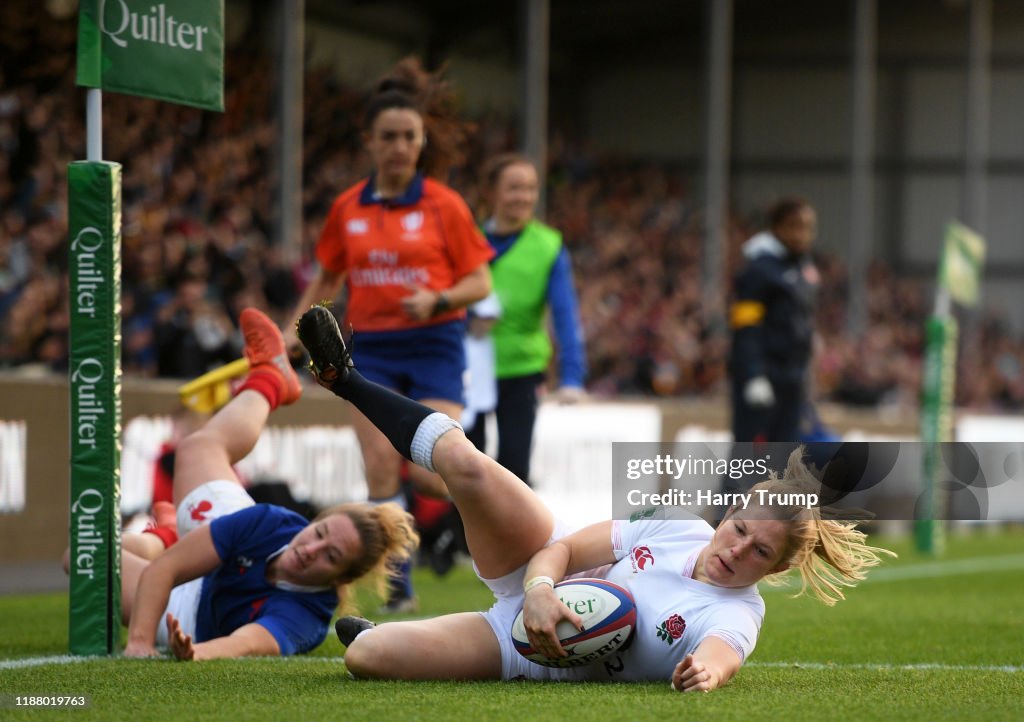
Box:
[568,512,765,682]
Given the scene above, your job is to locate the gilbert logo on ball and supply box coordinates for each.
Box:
[511,579,636,668]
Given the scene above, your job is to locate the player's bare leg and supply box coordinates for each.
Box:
[297,305,555,578]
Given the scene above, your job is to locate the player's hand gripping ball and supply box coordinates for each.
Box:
[511,579,636,668]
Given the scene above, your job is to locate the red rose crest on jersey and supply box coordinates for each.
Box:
[655,613,686,645]
[630,545,654,572]
[189,499,213,522]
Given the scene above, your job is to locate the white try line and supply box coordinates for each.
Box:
[0,654,348,670]
[761,552,1024,592]
[0,655,94,670]
[312,658,1023,673]
[748,661,1023,673]
[862,552,1024,583]
[0,654,353,670]
[2,655,1020,674]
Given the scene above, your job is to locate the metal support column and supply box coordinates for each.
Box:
[847,0,877,336]
[521,0,550,216]
[962,0,991,237]
[275,0,304,264]
[702,0,734,323]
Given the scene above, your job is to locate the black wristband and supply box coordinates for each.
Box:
[431,291,452,316]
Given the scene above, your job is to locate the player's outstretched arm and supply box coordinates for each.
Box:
[124,527,222,658]
[179,622,281,661]
[671,637,742,693]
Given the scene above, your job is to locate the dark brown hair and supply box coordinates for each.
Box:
[767,196,813,231]
[364,56,471,179]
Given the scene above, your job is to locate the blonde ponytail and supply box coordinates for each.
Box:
[752,448,896,606]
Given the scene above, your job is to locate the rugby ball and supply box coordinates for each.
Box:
[511,578,636,668]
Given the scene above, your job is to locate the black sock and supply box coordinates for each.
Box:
[335,369,435,461]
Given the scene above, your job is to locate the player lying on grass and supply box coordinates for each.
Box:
[65,308,417,660]
[297,304,895,692]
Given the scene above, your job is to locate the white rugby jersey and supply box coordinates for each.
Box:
[562,511,765,682]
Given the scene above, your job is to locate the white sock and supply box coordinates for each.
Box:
[410,412,462,473]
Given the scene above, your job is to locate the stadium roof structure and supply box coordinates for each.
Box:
[287,0,1024,329]
[305,0,1022,72]
[306,0,702,67]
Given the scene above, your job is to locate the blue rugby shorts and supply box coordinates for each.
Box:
[351,320,466,405]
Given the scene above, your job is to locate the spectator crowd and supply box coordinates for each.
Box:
[2,4,1023,412]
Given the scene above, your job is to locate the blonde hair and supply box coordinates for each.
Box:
[746,448,896,606]
[314,502,419,610]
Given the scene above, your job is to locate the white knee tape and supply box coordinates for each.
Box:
[410,412,462,472]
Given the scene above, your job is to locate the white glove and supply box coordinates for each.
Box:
[743,376,775,407]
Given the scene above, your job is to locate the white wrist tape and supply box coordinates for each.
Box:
[523,575,555,593]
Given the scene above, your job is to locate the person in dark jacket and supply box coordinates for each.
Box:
[728,197,820,443]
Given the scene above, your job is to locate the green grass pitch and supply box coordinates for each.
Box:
[1,528,1022,721]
